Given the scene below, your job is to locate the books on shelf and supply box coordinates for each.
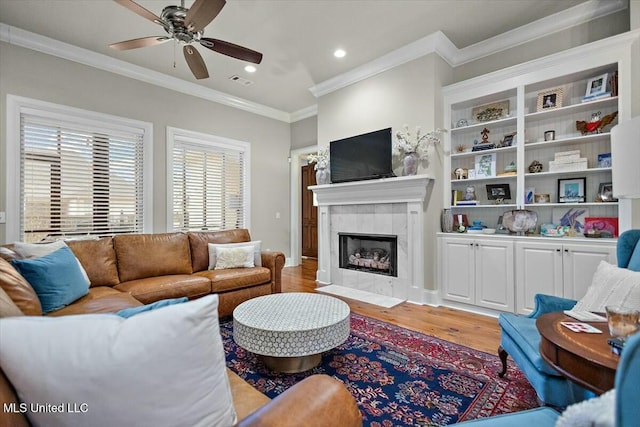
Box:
[581,92,611,103]
[455,200,478,206]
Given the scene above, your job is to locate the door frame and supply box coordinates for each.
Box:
[289,145,319,266]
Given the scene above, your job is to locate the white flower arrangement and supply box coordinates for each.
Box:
[307,146,329,170]
[394,125,447,159]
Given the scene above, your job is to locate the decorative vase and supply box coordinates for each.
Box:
[316,167,330,185]
[441,209,454,233]
[403,152,419,176]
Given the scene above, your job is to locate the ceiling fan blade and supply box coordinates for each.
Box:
[200,38,263,64]
[110,36,171,50]
[183,45,209,80]
[113,0,164,26]
[185,0,226,33]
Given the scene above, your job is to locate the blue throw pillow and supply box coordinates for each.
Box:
[115,297,189,318]
[11,246,89,314]
[628,241,640,272]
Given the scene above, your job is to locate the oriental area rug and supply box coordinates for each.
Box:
[221,313,538,426]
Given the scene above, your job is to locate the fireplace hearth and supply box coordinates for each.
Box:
[339,233,397,277]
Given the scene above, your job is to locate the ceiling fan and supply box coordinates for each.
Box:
[110,0,263,80]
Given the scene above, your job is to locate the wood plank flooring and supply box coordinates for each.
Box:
[282,258,501,355]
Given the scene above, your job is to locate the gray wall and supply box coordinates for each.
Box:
[290,116,318,150]
[0,42,291,253]
[317,53,453,291]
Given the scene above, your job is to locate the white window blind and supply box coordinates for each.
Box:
[169,130,248,232]
[19,113,146,242]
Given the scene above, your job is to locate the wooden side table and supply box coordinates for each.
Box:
[536,312,619,394]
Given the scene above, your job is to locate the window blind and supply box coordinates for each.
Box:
[20,113,145,242]
[171,137,246,232]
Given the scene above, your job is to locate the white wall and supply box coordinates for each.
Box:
[317,53,453,292]
[290,116,318,150]
[0,42,291,253]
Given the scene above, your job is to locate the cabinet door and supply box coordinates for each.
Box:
[515,241,563,314]
[562,243,617,300]
[475,239,514,311]
[440,237,475,304]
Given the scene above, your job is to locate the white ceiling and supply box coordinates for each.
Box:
[0,0,617,117]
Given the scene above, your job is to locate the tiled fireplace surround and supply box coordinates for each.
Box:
[310,175,433,303]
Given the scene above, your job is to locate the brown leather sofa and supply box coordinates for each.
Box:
[0,229,363,426]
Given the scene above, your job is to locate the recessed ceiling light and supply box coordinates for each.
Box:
[334,49,346,58]
[244,65,257,73]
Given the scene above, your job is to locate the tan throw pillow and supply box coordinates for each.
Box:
[573,261,640,313]
[0,258,42,316]
[214,245,255,269]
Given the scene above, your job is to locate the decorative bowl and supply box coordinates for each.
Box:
[503,210,537,235]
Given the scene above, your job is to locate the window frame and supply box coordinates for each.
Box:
[166,126,251,232]
[5,95,153,242]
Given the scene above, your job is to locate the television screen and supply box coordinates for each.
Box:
[330,128,394,183]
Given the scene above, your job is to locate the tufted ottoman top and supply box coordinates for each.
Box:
[233,292,350,358]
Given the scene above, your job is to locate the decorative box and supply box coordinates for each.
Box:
[549,158,588,172]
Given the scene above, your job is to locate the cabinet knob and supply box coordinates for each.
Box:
[556,249,561,252]
[475,243,479,247]
[564,249,569,253]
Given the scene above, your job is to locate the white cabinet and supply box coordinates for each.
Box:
[514,240,616,314]
[441,236,514,312]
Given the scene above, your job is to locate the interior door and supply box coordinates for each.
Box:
[301,164,318,258]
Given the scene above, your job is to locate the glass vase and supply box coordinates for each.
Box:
[403,152,419,176]
[316,167,330,185]
[441,209,454,232]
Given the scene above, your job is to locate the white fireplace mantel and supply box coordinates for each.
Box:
[309,175,434,303]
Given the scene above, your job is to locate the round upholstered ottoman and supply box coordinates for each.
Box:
[233,292,350,373]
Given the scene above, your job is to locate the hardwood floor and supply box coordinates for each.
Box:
[282,258,501,355]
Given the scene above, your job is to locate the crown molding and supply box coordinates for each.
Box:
[0,23,292,123]
[308,0,628,98]
[289,104,318,122]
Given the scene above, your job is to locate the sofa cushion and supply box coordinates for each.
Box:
[628,239,640,271]
[0,286,24,318]
[11,247,89,314]
[573,261,640,313]
[115,297,188,318]
[46,287,142,316]
[0,295,237,427]
[498,313,563,376]
[208,241,262,269]
[67,237,120,287]
[114,274,211,304]
[195,267,271,293]
[114,233,192,282]
[188,229,252,273]
[0,258,42,316]
[12,240,91,287]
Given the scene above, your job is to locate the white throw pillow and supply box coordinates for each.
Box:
[555,389,615,427]
[573,261,640,313]
[215,245,255,269]
[0,295,236,427]
[208,241,262,269]
[13,241,90,286]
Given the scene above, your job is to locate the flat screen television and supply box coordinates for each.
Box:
[329,128,394,183]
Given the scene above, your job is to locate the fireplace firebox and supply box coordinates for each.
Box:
[338,233,397,277]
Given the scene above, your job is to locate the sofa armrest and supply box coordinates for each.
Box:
[235,374,362,427]
[261,251,285,293]
[528,294,577,319]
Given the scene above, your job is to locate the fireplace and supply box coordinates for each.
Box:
[339,233,398,277]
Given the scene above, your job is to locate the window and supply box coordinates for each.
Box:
[6,96,152,242]
[167,127,250,232]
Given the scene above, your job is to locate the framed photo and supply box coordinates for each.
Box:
[475,153,497,178]
[472,100,510,122]
[597,182,617,202]
[597,153,612,168]
[557,177,586,203]
[584,217,618,238]
[501,132,516,147]
[486,183,511,200]
[537,88,563,111]
[586,73,608,97]
[534,193,551,204]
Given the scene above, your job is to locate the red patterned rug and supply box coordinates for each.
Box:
[221,313,538,426]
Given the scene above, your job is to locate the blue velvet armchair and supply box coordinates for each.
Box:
[497,229,640,408]
[456,330,640,426]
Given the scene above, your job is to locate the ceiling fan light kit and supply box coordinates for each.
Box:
[111,0,262,80]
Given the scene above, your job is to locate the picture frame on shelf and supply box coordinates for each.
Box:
[471,100,510,122]
[474,153,497,178]
[597,153,612,168]
[597,182,617,202]
[537,88,563,111]
[534,193,551,204]
[501,132,516,147]
[584,217,618,238]
[486,183,511,200]
[557,177,586,203]
[525,187,535,204]
[585,73,608,97]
